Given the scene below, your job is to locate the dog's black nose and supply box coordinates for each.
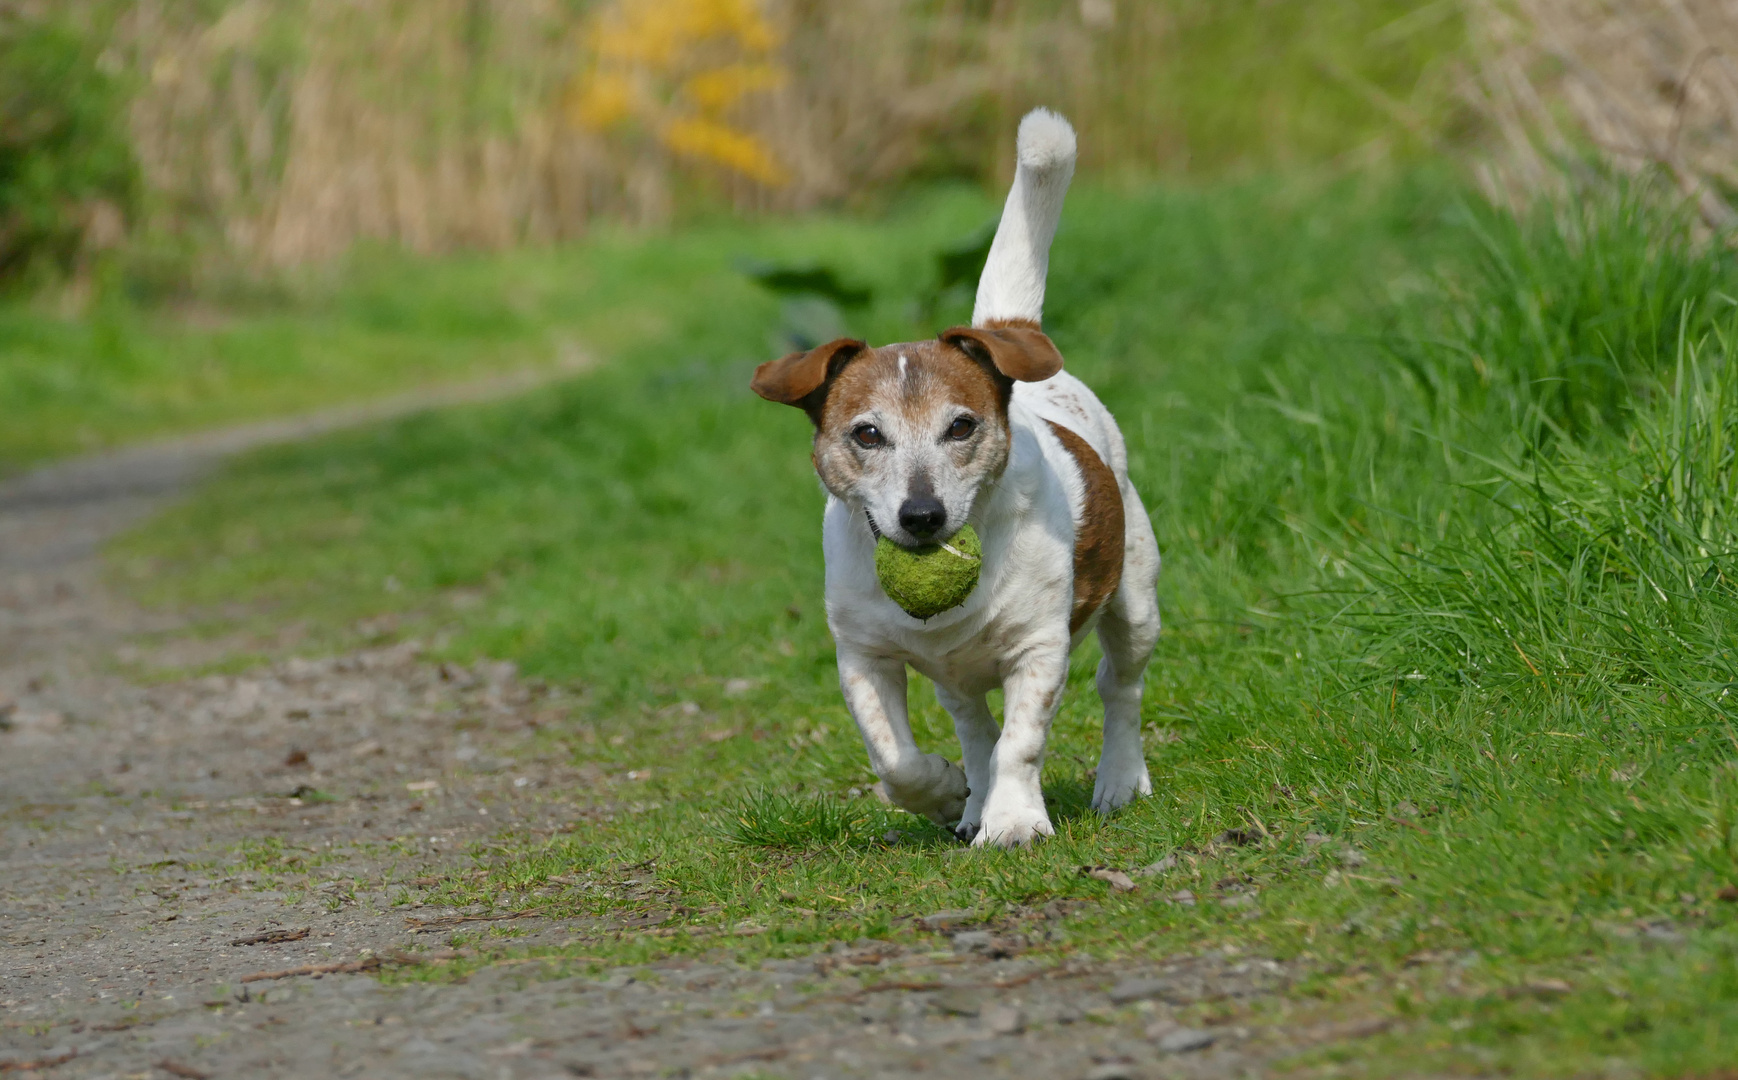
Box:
[898,497,947,539]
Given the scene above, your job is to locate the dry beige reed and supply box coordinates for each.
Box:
[99,0,1114,266]
[57,0,1464,269]
[1464,0,1738,228]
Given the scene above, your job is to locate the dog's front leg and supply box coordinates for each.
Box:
[933,685,998,843]
[838,651,968,827]
[974,646,1069,847]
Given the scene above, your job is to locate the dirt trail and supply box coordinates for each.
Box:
[0,382,1377,1079]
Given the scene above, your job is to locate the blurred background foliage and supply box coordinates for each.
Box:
[12,0,1732,297]
[0,10,136,284]
[7,0,1737,458]
[2,0,1477,293]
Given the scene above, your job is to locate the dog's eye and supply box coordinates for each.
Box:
[852,424,883,447]
[947,417,976,440]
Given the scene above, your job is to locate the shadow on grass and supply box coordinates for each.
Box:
[1043,774,1098,826]
[727,768,1111,848]
[725,779,1107,856]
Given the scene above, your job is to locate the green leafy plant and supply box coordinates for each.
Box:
[0,14,136,284]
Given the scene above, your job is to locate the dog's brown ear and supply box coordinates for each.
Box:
[940,324,1063,382]
[751,338,867,413]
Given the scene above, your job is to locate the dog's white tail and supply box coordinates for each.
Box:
[971,108,1077,328]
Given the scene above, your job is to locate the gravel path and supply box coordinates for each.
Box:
[0,393,1391,1079]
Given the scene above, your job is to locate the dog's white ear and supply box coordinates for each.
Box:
[940,323,1063,383]
[751,338,868,414]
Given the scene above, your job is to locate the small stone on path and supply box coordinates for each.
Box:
[981,1003,1024,1035]
[1156,1026,1216,1053]
[951,930,995,953]
[1107,977,1173,1005]
[931,988,982,1016]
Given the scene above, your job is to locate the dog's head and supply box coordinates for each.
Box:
[752,321,1062,548]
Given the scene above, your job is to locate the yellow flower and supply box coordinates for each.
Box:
[662,116,787,186]
[570,71,636,129]
[684,62,785,112]
[570,0,789,186]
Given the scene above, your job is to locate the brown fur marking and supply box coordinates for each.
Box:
[1045,420,1124,634]
[939,325,1064,384]
[819,342,1007,434]
[751,338,866,413]
[807,341,1012,502]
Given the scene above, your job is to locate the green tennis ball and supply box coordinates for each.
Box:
[874,524,982,620]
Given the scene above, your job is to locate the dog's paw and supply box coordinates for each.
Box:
[972,804,1054,849]
[1089,761,1153,814]
[884,753,969,826]
[954,820,980,844]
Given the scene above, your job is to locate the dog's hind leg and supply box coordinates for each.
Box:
[837,650,969,827]
[1091,486,1161,814]
[934,684,998,842]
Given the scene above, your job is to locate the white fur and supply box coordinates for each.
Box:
[824,377,1162,846]
[819,110,1161,848]
[972,108,1078,327]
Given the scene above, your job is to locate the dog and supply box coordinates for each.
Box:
[751,109,1160,847]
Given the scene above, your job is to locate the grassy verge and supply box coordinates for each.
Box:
[115,173,1738,1074]
[0,196,993,470]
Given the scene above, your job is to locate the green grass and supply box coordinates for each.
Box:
[107,172,1738,1074]
[721,789,925,850]
[0,0,1471,470]
[1102,0,1470,174]
[0,198,985,470]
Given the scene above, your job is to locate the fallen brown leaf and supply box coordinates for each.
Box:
[1300,1017,1394,1045]
[230,926,310,947]
[0,1049,77,1072]
[1502,977,1572,999]
[405,907,544,932]
[240,956,382,983]
[1133,854,1176,877]
[1079,865,1137,892]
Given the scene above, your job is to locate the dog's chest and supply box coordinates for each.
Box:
[823,485,1076,691]
[830,579,1065,692]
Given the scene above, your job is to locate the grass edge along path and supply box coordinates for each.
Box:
[116,173,1738,1076]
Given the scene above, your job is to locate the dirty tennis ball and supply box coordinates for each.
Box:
[874,524,982,620]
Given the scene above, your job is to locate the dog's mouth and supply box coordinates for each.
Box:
[866,510,957,550]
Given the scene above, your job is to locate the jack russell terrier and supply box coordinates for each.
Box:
[751,109,1160,847]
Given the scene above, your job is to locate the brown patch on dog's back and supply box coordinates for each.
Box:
[1046,420,1124,634]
